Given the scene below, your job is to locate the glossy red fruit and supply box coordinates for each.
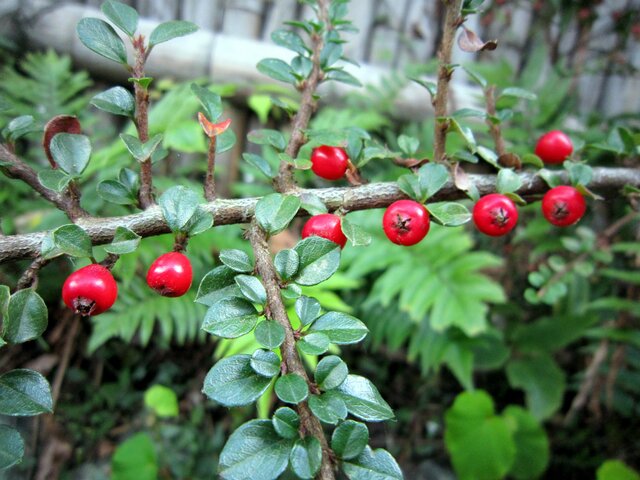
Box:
[382,200,430,246]
[301,213,347,248]
[146,252,193,297]
[535,130,573,164]
[310,145,349,180]
[473,193,519,237]
[541,186,586,227]
[62,264,118,316]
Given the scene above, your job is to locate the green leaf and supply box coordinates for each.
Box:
[341,217,372,247]
[38,169,71,193]
[336,375,394,421]
[275,373,308,404]
[190,83,222,121]
[144,384,178,418]
[293,237,341,286]
[0,369,53,416]
[506,354,565,420]
[444,390,515,480]
[565,161,593,187]
[298,332,330,355]
[195,265,241,306]
[104,226,140,255]
[309,311,368,345]
[427,202,471,226]
[597,460,640,480]
[308,391,348,424]
[0,425,24,470]
[290,437,322,479]
[246,129,287,151]
[254,321,285,349]
[76,18,127,64]
[300,192,329,216]
[255,193,301,235]
[331,420,368,460]
[496,168,522,194]
[2,115,36,143]
[272,407,299,439]
[3,289,47,344]
[202,297,260,339]
[271,29,308,55]
[52,224,92,258]
[500,87,537,101]
[219,249,253,273]
[182,207,213,236]
[50,133,91,176]
[235,275,267,305]
[410,76,437,97]
[91,86,135,117]
[40,232,62,260]
[257,58,297,85]
[521,153,543,168]
[101,0,138,37]
[342,446,403,480]
[219,420,293,480]
[0,285,9,317]
[129,76,153,89]
[202,355,271,407]
[503,406,550,480]
[275,249,300,280]
[397,135,419,156]
[477,145,500,168]
[149,20,198,47]
[250,349,281,378]
[315,355,348,390]
[419,163,449,199]
[462,65,487,88]
[449,118,477,152]
[242,153,275,178]
[158,186,200,233]
[295,296,321,327]
[98,179,137,205]
[112,433,158,480]
[326,68,362,87]
[120,133,163,162]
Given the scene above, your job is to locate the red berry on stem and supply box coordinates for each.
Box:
[473,193,519,237]
[62,264,118,316]
[535,130,573,164]
[310,145,349,180]
[541,186,586,227]
[146,252,193,297]
[382,200,430,246]
[301,213,347,248]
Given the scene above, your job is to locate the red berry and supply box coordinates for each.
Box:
[382,200,430,246]
[62,264,118,316]
[535,130,573,164]
[310,145,349,180]
[146,252,193,297]
[473,194,519,237]
[541,186,586,227]
[301,213,347,248]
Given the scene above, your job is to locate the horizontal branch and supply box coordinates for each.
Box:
[1,167,638,263]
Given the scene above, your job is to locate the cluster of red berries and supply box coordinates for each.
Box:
[62,251,193,317]
[304,131,586,248]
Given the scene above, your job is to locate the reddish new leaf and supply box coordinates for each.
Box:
[457,27,498,53]
[43,115,82,168]
[198,112,231,138]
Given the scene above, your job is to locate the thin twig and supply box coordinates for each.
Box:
[16,256,51,290]
[274,0,330,193]
[50,314,80,408]
[204,136,217,201]
[1,167,639,263]
[433,0,463,163]
[484,85,506,157]
[131,36,154,208]
[0,144,88,220]
[248,219,335,480]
